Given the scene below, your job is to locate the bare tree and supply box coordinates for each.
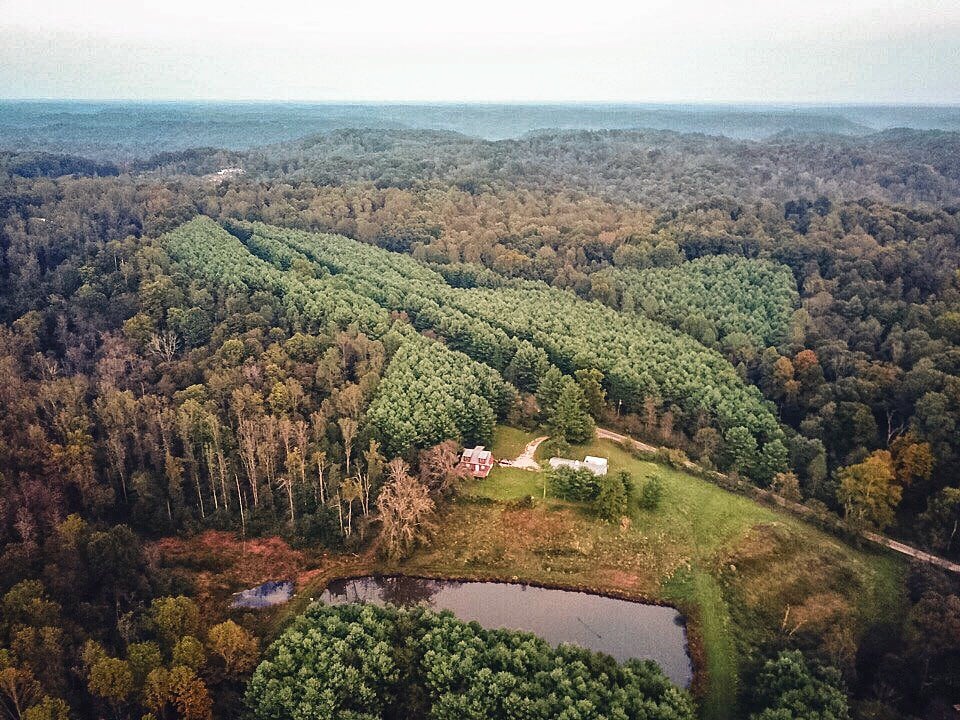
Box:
[386,457,408,485]
[175,401,205,519]
[418,440,468,496]
[236,417,261,508]
[206,418,231,512]
[147,330,179,362]
[339,476,363,538]
[312,449,328,504]
[137,393,171,470]
[334,383,364,419]
[280,474,296,525]
[361,440,385,514]
[257,415,280,508]
[203,442,220,513]
[338,417,358,477]
[94,389,137,502]
[233,474,246,537]
[377,459,435,559]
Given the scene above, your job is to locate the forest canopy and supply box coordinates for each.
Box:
[245,602,696,720]
[0,117,959,720]
[607,256,800,348]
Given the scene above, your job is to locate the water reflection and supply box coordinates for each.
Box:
[230,580,294,609]
[319,575,692,687]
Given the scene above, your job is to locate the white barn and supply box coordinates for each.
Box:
[548,455,608,476]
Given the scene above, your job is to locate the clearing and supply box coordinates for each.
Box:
[169,427,905,720]
[493,425,548,471]
[395,429,906,720]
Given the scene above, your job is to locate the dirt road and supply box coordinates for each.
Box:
[595,426,960,574]
[863,532,960,573]
[595,427,657,453]
[507,435,549,471]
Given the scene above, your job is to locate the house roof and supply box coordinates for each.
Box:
[462,446,492,462]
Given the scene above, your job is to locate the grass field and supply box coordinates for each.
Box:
[390,427,906,720]
[490,424,541,459]
[466,465,545,500]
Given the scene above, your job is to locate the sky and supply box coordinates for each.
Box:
[1,0,959,103]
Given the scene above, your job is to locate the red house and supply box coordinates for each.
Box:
[459,446,495,478]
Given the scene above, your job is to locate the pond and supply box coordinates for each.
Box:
[320,575,692,687]
[231,580,294,609]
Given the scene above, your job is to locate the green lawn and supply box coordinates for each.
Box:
[472,434,776,717]
[465,465,545,501]
[397,426,906,720]
[540,434,783,559]
[490,425,541,459]
[662,568,738,720]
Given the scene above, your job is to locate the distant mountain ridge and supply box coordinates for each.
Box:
[2,101,960,160]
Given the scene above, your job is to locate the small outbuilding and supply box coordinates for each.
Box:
[459,446,495,478]
[548,455,609,476]
[583,456,609,475]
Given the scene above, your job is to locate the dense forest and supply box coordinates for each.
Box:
[243,127,960,205]
[246,603,697,720]
[1,119,959,720]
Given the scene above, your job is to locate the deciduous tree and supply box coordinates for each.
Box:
[206,621,258,677]
[837,451,900,530]
[376,459,435,559]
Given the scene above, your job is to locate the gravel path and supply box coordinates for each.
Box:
[506,435,549,471]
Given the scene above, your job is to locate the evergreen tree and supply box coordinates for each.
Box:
[594,473,628,520]
[505,341,550,393]
[639,474,665,510]
[575,368,606,420]
[535,367,566,417]
[547,378,594,444]
[723,426,758,476]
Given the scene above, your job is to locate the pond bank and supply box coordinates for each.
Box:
[320,574,693,687]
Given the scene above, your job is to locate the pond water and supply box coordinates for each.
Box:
[320,575,692,687]
[231,580,294,609]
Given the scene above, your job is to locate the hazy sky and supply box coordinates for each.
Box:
[1,0,958,103]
